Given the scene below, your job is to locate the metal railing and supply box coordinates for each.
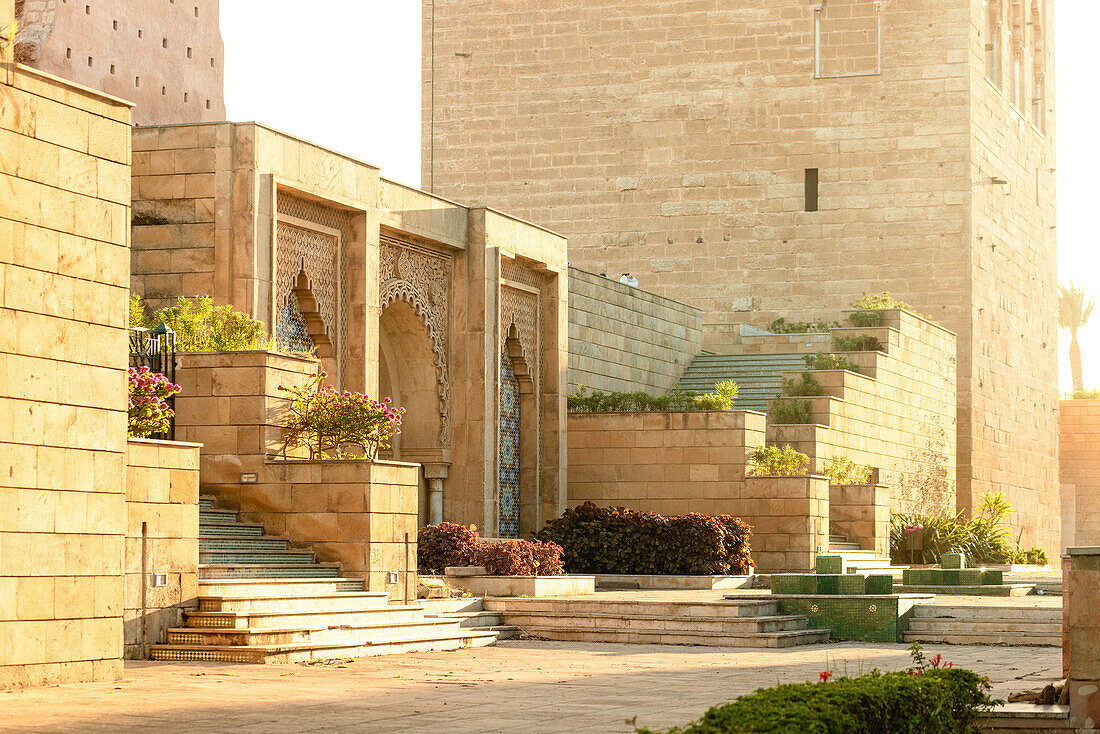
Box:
[129,324,177,440]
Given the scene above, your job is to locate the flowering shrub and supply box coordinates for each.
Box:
[277,372,404,460]
[418,523,480,573]
[473,539,565,576]
[536,502,754,575]
[128,366,181,438]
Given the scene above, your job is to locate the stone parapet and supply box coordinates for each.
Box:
[1060,400,1100,552]
[1066,547,1100,729]
[829,483,890,557]
[741,475,830,573]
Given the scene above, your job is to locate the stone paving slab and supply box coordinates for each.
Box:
[0,640,1062,733]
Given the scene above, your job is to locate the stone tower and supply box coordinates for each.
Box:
[14,0,224,124]
[422,0,1059,550]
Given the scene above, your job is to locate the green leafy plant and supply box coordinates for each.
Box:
[536,502,753,576]
[767,317,838,334]
[638,665,997,734]
[823,456,874,485]
[128,366,182,437]
[277,371,404,460]
[852,292,917,311]
[1011,546,1050,566]
[832,334,884,352]
[1069,389,1100,399]
[889,491,1018,565]
[150,296,274,352]
[803,352,860,372]
[567,382,738,413]
[768,398,812,424]
[746,444,810,476]
[129,293,148,328]
[781,371,822,397]
[848,310,884,328]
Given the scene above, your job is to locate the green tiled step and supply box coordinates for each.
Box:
[200,510,239,524]
[200,522,265,537]
[676,353,812,410]
[199,550,315,565]
[199,496,215,509]
[199,537,291,552]
[198,563,343,580]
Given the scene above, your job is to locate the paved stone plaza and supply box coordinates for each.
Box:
[0,640,1062,733]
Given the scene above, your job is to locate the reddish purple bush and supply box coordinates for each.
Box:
[473,539,565,576]
[128,366,181,438]
[417,522,479,573]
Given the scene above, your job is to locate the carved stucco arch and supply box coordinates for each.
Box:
[379,238,452,449]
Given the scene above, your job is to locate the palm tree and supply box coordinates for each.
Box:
[1059,283,1095,392]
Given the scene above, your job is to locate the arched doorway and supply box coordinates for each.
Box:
[379,299,444,526]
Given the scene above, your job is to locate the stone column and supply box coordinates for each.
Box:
[424,463,450,526]
[1067,546,1100,729]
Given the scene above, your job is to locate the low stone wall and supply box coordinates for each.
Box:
[1066,546,1100,728]
[568,267,702,395]
[1060,400,1100,550]
[567,410,766,517]
[830,483,890,557]
[123,439,201,659]
[742,475,830,573]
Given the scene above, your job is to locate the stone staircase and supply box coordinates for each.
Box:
[903,603,1062,647]
[675,353,809,410]
[150,496,508,663]
[827,535,904,576]
[483,597,830,648]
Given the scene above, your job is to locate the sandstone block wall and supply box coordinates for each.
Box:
[15,0,225,125]
[0,62,131,688]
[1060,400,1100,550]
[123,438,200,659]
[741,475,831,573]
[830,483,890,558]
[567,266,702,395]
[567,410,766,518]
[769,310,958,517]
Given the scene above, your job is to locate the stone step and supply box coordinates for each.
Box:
[199,537,291,552]
[199,549,317,565]
[169,617,464,647]
[199,510,239,524]
[200,522,265,537]
[498,611,812,635]
[912,605,1061,621]
[199,563,342,579]
[829,542,862,551]
[907,619,1061,634]
[517,625,830,648]
[199,496,215,509]
[482,599,780,618]
[197,591,392,613]
[428,610,506,628]
[903,631,1061,647]
[898,584,1036,597]
[184,605,430,630]
[199,578,366,595]
[151,629,501,664]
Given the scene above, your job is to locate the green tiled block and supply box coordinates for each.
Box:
[941,553,965,569]
[816,574,841,595]
[837,575,866,595]
[865,575,893,595]
[905,569,937,585]
[927,569,945,585]
[941,569,961,585]
[777,597,905,643]
[981,569,1004,585]
[958,569,982,585]
[816,555,844,575]
[771,575,800,595]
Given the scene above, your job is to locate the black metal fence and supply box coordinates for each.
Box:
[128,325,177,440]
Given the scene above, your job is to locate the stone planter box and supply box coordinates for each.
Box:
[435,573,596,597]
[594,574,754,591]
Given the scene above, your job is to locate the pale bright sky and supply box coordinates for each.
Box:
[221,1,1099,392]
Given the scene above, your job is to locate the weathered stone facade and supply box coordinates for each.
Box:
[0,58,132,687]
[14,0,225,125]
[568,267,702,395]
[422,0,1059,552]
[1060,399,1100,551]
[130,122,570,538]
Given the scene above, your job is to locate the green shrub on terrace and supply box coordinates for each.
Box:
[129,293,148,328]
[832,334,884,352]
[637,665,998,734]
[746,444,810,476]
[802,352,860,373]
[151,296,275,352]
[851,291,917,312]
[767,317,839,334]
[848,309,884,327]
[781,371,822,397]
[768,399,813,425]
[567,382,738,413]
[822,455,874,485]
[1012,546,1050,566]
[1068,389,1100,399]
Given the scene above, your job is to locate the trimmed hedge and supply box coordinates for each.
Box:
[638,668,996,734]
[418,522,478,573]
[417,523,565,576]
[536,502,753,575]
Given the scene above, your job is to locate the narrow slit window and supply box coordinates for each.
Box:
[805,169,819,212]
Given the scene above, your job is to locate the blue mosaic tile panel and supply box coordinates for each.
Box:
[497,353,521,538]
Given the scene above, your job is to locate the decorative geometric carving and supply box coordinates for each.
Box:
[500,285,539,384]
[275,222,339,344]
[379,234,453,448]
